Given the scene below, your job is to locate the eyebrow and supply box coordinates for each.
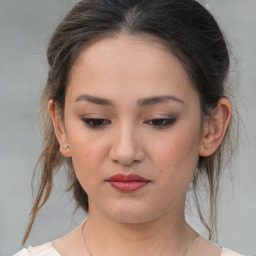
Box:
[75,94,184,106]
[138,95,184,106]
[75,94,112,105]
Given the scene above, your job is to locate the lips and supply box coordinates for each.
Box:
[107,174,150,192]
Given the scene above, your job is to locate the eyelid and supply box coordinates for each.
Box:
[144,113,177,121]
[81,113,109,119]
[82,117,111,129]
[144,117,177,129]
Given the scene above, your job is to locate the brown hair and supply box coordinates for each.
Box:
[23,0,239,244]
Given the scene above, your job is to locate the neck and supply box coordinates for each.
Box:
[83,202,196,256]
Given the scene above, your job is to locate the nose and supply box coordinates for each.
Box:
[109,123,145,166]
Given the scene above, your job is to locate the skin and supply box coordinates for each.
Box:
[49,33,231,256]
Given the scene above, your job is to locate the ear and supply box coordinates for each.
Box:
[199,97,232,157]
[48,99,71,158]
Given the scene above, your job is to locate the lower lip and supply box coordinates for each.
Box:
[108,181,149,192]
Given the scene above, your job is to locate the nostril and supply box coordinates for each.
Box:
[111,156,144,167]
[108,130,145,165]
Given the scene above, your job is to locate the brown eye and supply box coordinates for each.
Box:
[145,118,176,128]
[82,118,111,128]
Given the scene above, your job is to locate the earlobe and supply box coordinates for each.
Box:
[48,99,71,158]
[199,97,232,157]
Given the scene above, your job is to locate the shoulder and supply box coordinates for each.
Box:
[13,242,61,256]
[221,248,247,256]
[190,236,247,256]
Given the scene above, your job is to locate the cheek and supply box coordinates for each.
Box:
[66,126,109,189]
[71,142,107,192]
[150,123,201,184]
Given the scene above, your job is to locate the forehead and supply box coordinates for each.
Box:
[67,33,198,103]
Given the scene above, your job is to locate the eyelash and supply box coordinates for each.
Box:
[144,118,176,128]
[82,117,176,129]
[82,118,111,128]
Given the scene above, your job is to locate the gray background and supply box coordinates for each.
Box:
[0,0,255,255]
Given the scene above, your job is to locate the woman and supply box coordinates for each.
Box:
[14,0,244,255]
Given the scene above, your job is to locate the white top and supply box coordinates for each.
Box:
[13,242,246,256]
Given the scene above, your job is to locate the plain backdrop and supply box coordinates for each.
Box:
[1,1,256,255]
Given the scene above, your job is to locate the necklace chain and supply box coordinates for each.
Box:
[82,221,198,256]
[82,221,93,256]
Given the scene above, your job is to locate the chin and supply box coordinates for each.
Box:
[103,202,162,224]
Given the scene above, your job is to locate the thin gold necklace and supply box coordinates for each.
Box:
[82,221,198,256]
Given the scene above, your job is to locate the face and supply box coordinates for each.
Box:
[56,33,204,223]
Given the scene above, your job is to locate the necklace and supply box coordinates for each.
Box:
[82,221,198,256]
[82,221,93,256]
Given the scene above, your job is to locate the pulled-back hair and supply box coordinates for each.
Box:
[23,0,238,244]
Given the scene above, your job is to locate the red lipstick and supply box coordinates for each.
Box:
[107,174,150,192]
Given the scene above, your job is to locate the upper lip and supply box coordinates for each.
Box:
[107,174,149,182]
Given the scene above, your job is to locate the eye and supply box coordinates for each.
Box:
[145,118,176,128]
[82,118,111,128]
